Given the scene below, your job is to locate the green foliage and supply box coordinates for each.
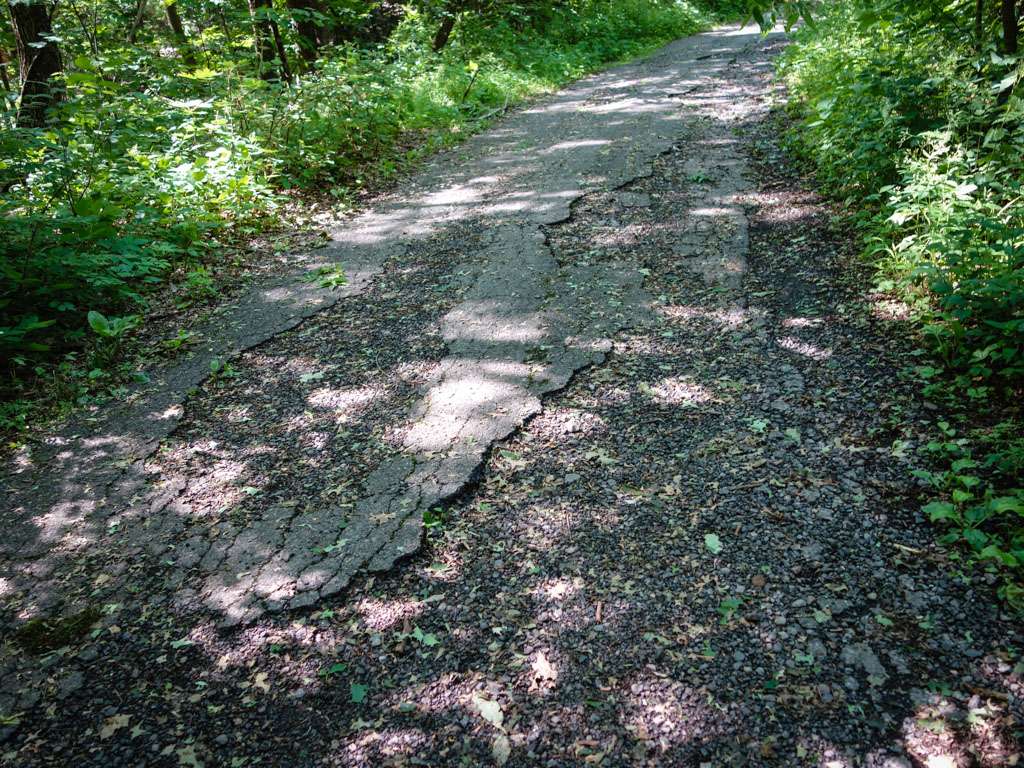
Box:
[914,418,1024,605]
[87,311,140,340]
[1,55,277,374]
[717,596,742,624]
[781,0,1024,607]
[704,532,723,554]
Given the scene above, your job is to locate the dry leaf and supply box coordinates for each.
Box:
[253,672,270,693]
[532,651,557,682]
[472,693,504,729]
[492,733,511,765]
[99,713,130,740]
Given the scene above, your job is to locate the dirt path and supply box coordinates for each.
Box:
[2,27,1022,768]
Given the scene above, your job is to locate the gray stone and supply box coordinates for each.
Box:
[841,642,888,681]
[57,672,84,700]
[615,192,652,208]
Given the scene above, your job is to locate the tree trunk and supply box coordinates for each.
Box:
[975,0,985,47]
[362,1,404,44]
[269,12,292,82]
[127,0,147,43]
[286,0,319,63]
[1002,0,1018,53]
[0,47,11,93]
[8,0,63,128]
[432,14,456,52]
[249,0,279,79]
[164,2,196,65]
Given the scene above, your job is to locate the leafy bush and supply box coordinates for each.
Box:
[781,0,1024,607]
[1,58,278,368]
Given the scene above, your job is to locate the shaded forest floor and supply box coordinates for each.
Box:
[1,27,1021,768]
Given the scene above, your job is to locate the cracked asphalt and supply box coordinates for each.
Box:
[2,25,1022,768]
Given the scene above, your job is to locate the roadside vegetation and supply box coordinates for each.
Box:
[775,0,1024,608]
[1,0,721,433]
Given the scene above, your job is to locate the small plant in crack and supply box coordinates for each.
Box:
[524,344,551,364]
[208,357,239,383]
[305,265,348,290]
[423,506,446,530]
[162,329,197,353]
[717,597,742,625]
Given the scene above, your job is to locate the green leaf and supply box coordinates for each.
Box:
[993,72,1017,92]
[318,662,347,678]
[471,694,504,728]
[411,625,439,646]
[923,501,958,523]
[990,497,1024,516]
[717,597,741,624]
[350,682,368,703]
[963,527,988,551]
[979,545,1018,567]
[704,533,723,555]
[87,310,110,336]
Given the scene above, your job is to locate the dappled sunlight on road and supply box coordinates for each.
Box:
[777,334,833,360]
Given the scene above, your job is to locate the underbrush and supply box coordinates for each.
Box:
[0,0,709,433]
[780,2,1024,608]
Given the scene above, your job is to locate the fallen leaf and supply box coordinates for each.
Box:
[472,693,504,729]
[492,733,511,765]
[100,713,130,740]
[176,744,204,767]
[532,651,557,682]
[704,533,723,555]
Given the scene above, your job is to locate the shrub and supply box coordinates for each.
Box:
[781,0,1024,607]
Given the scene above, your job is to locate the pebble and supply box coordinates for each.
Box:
[57,672,84,700]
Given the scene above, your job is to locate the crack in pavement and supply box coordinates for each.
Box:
[2,25,782,626]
